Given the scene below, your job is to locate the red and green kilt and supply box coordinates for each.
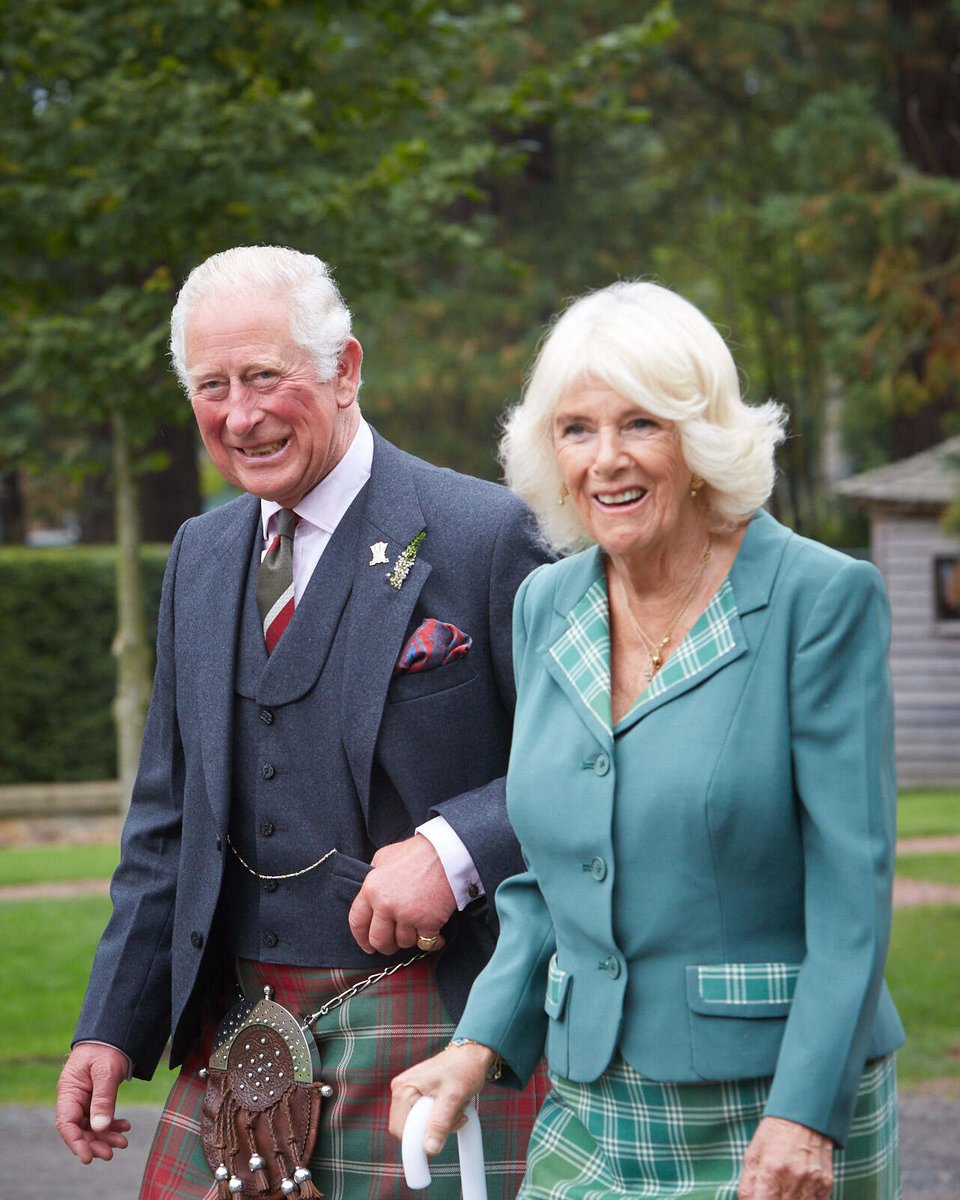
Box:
[140,958,550,1200]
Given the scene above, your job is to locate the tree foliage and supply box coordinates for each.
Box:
[0,0,673,472]
[2,0,958,536]
[360,0,960,540]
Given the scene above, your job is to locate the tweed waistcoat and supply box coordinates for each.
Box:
[221,487,403,969]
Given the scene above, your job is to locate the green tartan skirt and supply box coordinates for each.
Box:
[518,1054,899,1200]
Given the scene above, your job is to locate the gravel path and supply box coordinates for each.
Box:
[3,1088,957,1199]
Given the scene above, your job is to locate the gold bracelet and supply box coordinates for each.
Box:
[448,1037,502,1081]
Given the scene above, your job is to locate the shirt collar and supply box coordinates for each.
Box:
[260,417,374,538]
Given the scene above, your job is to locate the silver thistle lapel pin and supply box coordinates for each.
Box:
[387,530,426,589]
[369,541,389,566]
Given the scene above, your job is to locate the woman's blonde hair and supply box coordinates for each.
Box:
[500,281,786,552]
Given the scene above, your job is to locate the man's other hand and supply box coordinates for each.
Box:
[56,1043,131,1164]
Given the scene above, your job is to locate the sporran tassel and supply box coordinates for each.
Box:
[215,1162,231,1200]
[294,1163,322,1198]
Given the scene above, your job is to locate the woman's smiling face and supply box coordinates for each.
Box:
[552,382,693,561]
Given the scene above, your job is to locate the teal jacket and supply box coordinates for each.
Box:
[457,510,904,1145]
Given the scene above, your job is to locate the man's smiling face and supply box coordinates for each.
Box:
[185,292,360,508]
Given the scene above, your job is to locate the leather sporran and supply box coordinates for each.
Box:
[200,986,327,1199]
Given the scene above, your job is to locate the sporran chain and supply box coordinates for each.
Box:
[301,952,428,1029]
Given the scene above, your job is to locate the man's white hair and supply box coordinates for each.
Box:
[169,245,353,391]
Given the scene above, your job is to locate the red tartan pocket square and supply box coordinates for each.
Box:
[394,619,473,674]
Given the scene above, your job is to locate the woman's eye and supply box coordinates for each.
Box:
[626,417,656,433]
[559,422,587,438]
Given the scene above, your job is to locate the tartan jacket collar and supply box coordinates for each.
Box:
[540,509,790,739]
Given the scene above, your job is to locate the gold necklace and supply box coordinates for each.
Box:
[616,537,713,681]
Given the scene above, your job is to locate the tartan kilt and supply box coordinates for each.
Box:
[140,957,550,1200]
[518,1054,900,1200]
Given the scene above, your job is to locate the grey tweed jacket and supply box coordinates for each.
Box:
[74,430,549,1078]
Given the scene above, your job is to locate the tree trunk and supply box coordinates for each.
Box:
[140,421,202,541]
[0,470,26,543]
[111,409,152,815]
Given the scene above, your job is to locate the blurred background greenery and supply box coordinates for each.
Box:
[3,0,959,550]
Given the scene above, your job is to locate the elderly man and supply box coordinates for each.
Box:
[56,246,550,1199]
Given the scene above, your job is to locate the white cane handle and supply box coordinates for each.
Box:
[401,1095,488,1200]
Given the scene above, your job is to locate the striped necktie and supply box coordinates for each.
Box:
[256,508,299,653]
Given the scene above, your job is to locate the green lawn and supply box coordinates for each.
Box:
[896,853,960,887]
[0,896,175,1105]
[898,789,960,838]
[0,843,119,886]
[887,905,960,1086]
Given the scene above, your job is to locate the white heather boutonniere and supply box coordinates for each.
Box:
[388,530,426,590]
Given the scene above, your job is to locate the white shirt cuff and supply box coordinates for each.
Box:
[416,817,485,911]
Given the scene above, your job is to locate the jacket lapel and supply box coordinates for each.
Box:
[342,433,430,816]
[541,510,792,739]
[193,495,261,834]
[540,547,615,747]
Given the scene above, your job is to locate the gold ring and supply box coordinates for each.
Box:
[416,933,439,951]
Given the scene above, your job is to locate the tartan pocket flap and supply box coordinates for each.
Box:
[686,962,800,1017]
[544,952,571,1020]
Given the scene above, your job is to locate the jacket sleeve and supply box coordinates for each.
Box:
[72,523,189,1078]
[429,500,551,899]
[764,556,898,1143]
[450,567,557,1086]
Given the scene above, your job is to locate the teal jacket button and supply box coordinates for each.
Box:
[593,753,610,776]
[598,954,620,978]
[590,856,607,881]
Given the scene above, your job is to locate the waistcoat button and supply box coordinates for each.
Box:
[190,931,204,949]
[262,931,279,948]
[263,879,279,893]
[258,707,274,725]
[260,763,276,779]
[259,821,275,837]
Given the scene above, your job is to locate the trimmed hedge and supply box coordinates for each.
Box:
[0,546,169,783]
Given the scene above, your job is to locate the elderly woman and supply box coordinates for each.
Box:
[389,281,904,1200]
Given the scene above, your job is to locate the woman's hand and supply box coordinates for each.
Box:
[389,1042,495,1156]
[739,1116,834,1200]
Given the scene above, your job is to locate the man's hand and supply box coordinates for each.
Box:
[56,1043,131,1164]
[348,834,457,954]
[739,1115,834,1200]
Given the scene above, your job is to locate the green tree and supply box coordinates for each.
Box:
[0,0,673,794]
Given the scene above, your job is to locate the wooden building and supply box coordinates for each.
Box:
[835,437,960,788]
